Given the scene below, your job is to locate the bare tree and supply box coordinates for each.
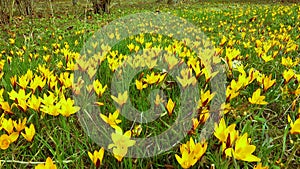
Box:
[0,0,11,24]
[0,0,33,25]
[15,0,33,16]
[73,0,78,5]
[91,0,111,14]
[156,0,186,4]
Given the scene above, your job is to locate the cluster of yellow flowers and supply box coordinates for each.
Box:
[175,137,207,168]
[215,118,260,162]
[170,3,299,169]
[0,115,34,149]
[0,36,84,167]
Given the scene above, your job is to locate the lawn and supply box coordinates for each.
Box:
[0,0,299,168]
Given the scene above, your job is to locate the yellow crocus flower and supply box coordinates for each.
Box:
[111,91,128,107]
[199,89,215,107]
[248,88,268,105]
[175,137,207,169]
[21,124,35,142]
[262,74,276,91]
[58,97,80,117]
[135,79,148,91]
[100,110,122,130]
[13,118,27,132]
[88,147,104,167]
[35,157,57,169]
[253,163,269,169]
[2,118,14,134]
[214,118,238,148]
[288,115,300,134]
[28,95,42,112]
[225,133,261,162]
[166,98,175,116]
[93,79,107,97]
[0,132,19,150]
[282,69,295,84]
[108,129,136,162]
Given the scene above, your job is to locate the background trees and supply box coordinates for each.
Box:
[90,0,111,14]
[156,0,185,4]
[0,0,10,24]
[0,0,111,24]
[76,0,113,14]
[0,0,299,25]
[0,0,33,24]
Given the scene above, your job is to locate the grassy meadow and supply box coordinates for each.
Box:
[0,0,299,168]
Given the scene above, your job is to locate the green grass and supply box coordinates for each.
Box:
[0,0,300,168]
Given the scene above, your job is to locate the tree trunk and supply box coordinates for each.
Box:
[15,0,33,16]
[91,0,111,14]
[0,0,34,24]
[72,0,78,5]
[104,0,110,13]
[158,0,183,5]
[0,0,11,24]
[167,0,174,4]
